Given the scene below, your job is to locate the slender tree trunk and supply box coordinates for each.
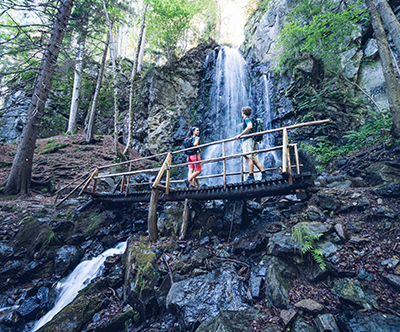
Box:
[137,25,146,73]
[123,5,148,157]
[67,23,88,135]
[366,0,400,137]
[102,0,121,155]
[2,0,74,195]
[374,0,400,55]
[86,35,110,143]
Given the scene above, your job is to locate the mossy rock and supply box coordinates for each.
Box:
[41,142,68,154]
[123,238,159,321]
[37,285,108,332]
[14,216,60,256]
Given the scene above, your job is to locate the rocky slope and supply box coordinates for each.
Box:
[0,133,399,332]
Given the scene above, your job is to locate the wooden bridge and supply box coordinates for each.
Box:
[57,119,329,241]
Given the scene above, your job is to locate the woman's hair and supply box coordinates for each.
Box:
[185,127,198,139]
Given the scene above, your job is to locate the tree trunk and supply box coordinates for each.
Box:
[86,35,110,143]
[2,0,74,195]
[67,23,88,135]
[137,25,146,73]
[123,5,148,157]
[102,0,121,155]
[374,0,400,55]
[366,0,400,137]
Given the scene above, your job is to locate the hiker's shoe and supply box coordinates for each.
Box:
[261,171,269,180]
[244,175,255,183]
[184,179,190,188]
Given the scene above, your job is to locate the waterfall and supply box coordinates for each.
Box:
[201,46,280,184]
[32,242,127,331]
[202,47,250,184]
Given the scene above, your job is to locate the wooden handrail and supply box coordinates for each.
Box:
[74,119,329,196]
[93,119,330,171]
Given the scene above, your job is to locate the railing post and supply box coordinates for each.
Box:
[120,175,126,193]
[287,145,293,185]
[153,152,172,188]
[294,144,300,175]
[179,198,190,240]
[282,128,288,174]
[240,157,244,182]
[165,154,172,195]
[125,162,132,196]
[148,188,159,242]
[223,142,227,190]
[80,168,98,194]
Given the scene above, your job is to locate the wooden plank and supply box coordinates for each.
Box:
[179,198,190,240]
[153,152,172,188]
[148,188,159,241]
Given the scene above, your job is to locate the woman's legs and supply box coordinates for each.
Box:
[188,154,201,185]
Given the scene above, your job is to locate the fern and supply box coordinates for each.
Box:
[292,224,326,271]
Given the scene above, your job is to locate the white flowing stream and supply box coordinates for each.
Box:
[32,242,127,331]
[202,46,280,184]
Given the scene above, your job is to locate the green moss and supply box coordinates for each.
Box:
[0,161,12,168]
[73,210,107,238]
[14,216,60,255]
[41,139,68,154]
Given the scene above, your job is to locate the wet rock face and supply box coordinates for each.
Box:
[337,312,400,332]
[127,42,217,156]
[196,309,283,332]
[166,263,248,330]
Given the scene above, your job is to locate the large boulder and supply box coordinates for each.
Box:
[166,263,248,329]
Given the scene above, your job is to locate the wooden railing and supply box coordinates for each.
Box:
[56,119,330,240]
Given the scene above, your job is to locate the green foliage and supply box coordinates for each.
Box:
[145,0,216,63]
[292,223,326,271]
[274,0,368,74]
[299,110,395,172]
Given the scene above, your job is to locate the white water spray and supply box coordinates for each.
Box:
[202,47,250,184]
[32,242,126,331]
[258,74,280,168]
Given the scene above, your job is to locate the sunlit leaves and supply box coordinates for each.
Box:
[274,0,368,74]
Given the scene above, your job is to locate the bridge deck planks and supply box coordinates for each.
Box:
[83,173,314,203]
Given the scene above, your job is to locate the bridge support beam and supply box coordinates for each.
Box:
[179,199,190,240]
[148,188,159,241]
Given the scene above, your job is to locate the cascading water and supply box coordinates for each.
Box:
[202,47,250,184]
[257,74,280,169]
[201,46,280,184]
[32,242,127,331]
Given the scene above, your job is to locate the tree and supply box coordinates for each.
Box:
[86,34,110,143]
[366,0,400,137]
[102,0,122,156]
[2,0,74,195]
[374,0,400,55]
[123,4,148,157]
[145,0,216,64]
[67,18,88,135]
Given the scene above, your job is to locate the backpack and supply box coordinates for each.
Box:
[252,118,264,142]
[183,137,197,156]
